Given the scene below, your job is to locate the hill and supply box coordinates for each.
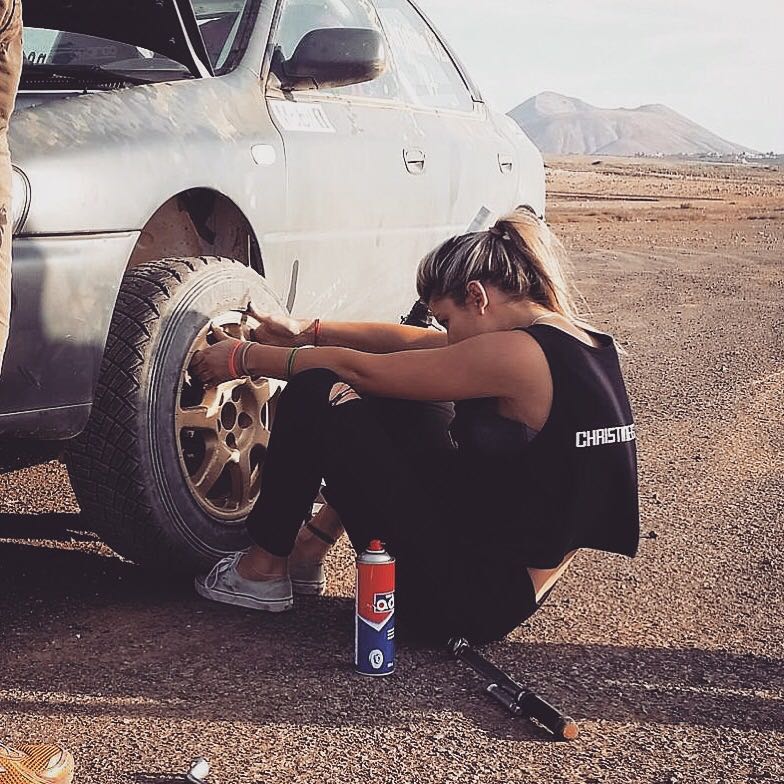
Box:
[509,92,756,156]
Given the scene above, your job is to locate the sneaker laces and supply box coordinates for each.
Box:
[0,743,23,760]
[203,551,246,590]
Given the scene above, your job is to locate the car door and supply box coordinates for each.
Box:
[374,0,519,236]
[263,0,429,323]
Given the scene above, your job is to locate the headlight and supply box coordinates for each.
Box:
[11,166,31,236]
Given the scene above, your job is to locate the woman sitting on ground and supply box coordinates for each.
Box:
[190,208,640,644]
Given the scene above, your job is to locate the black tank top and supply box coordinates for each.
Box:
[448,324,639,568]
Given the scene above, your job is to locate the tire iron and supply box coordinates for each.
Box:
[448,637,579,740]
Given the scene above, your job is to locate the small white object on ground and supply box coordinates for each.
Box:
[186,757,210,783]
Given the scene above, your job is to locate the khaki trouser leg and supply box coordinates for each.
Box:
[0,0,22,373]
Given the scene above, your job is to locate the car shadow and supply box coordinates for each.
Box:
[0,511,97,541]
[0,537,781,744]
[0,438,63,474]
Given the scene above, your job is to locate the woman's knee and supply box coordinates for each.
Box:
[277,369,366,427]
[328,381,362,408]
[286,369,363,408]
[280,367,341,403]
[273,368,345,425]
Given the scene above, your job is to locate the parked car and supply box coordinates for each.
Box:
[4,0,545,570]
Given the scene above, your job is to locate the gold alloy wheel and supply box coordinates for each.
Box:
[175,312,278,523]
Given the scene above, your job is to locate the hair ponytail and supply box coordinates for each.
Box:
[417,207,590,325]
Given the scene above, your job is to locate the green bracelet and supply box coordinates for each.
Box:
[285,347,301,380]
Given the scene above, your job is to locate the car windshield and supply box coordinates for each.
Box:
[22,1,257,81]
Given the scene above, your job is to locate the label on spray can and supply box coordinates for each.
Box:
[355,540,395,676]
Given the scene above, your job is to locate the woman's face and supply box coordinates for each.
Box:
[428,295,482,345]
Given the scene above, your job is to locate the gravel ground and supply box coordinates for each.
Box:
[0,157,782,784]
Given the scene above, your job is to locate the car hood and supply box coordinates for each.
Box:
[22,0,213,78]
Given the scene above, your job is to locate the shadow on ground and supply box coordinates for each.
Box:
[1,524,781,747]
[0,512,97,541]
[0,439,62,474]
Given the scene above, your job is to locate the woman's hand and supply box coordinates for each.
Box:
[190,324,244,386]
[248,302,313,347]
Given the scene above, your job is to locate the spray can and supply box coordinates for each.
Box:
[355,540,395,676]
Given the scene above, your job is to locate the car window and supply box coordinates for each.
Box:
[194,1,255,72]
[274,0,399,101]
[374,0,474,112]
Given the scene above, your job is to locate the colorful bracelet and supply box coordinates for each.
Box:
[313,318,321,347]
[285,347,301,380]
[227,340,245,379]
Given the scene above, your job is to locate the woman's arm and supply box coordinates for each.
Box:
[214,330,540,402]
[252,310,447,353]
[304,320,448,353]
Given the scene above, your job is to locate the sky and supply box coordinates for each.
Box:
[416,0,784,153]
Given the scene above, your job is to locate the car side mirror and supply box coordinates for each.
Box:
[278,27,386,91]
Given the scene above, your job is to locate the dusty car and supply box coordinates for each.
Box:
[3,0,545,570]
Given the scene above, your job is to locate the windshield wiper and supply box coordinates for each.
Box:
[21,63,158,86]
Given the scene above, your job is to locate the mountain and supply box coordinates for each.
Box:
[509,92,756,156]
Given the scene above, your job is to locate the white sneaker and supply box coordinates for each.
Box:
[194,552,294,612]
[289,561,326,596]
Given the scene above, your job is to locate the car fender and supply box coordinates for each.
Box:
[11,70,284,238]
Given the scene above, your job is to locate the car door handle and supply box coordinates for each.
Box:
[498,153,514,174]
[404,148,426,175]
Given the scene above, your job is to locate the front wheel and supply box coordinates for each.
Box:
[66,256,286,572]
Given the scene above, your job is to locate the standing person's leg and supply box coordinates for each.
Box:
[0,0,21,372]
[0,8,78,775]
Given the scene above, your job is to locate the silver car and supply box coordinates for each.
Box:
[3,0,544,569]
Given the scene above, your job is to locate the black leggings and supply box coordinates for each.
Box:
[246,368,538,644]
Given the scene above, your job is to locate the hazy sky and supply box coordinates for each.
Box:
[417,0,783,152]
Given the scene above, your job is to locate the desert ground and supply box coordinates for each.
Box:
[1,156,782,783]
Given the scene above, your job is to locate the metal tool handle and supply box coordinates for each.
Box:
[486,683,522,715]
[450,638,523,698]
[516,692,579,741]
[449,637,579,741]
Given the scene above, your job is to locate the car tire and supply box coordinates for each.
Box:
[65,256,286,573]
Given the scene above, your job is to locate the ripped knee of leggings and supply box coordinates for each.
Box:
[329,382,362,408]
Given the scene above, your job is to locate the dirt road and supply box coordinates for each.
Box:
[1,157,782,783]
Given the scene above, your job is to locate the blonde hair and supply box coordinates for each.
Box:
[416,207,590,325]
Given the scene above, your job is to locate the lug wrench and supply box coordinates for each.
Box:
[448,638,579,740]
